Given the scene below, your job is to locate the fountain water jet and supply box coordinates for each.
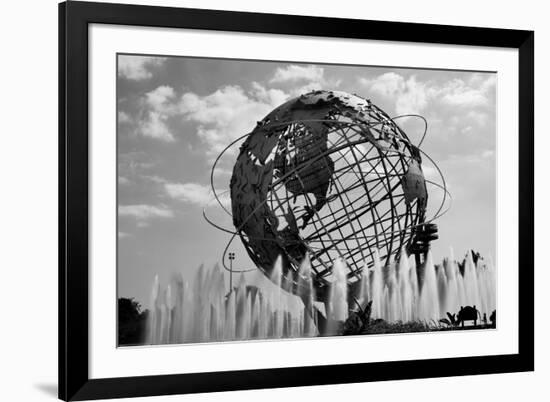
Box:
[146,250,496,344]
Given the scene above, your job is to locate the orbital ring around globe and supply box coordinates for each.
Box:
[203,114,451,274]
[203,124,452,239]
[203,90,451,300]
[203,126,451,272]
[206,114,444,229]
[206,113,433,223]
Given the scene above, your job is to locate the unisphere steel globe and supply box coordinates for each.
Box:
[230,90,429,301]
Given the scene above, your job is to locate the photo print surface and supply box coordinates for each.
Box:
[116,54,497,346]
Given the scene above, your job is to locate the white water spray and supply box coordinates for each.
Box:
[147,249,496,344]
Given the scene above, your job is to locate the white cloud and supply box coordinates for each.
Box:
[145,85,175,111]
[143,175,168,184]
[269,65,340,96]
[164,182,230,208]
[132,82,289,147]
[140,111,175,142]
[468,73,497,91]
[360,73,429,115]
[118,176,131,185]
[440,78,492,107]
[250,82,288,105]
[441,75,495,108]
[359,72,405,98]
[394,76,429,115]
[118,111,131,124]
[118,231,132,239]
[359,72,496,115]
[179,84,289,156]
[138,85,176,142]
[133,70,341,148]
[118,151,156,174]
[118,204,174,220]
[442,90,487,106]
[270,65,324,83]
[165,182,211,205]
[118,56,166,80]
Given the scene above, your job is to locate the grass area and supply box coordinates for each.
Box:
[339,300,495,336]
[340,306,495,336]
[341,318,495,336]
[361,319,432,334]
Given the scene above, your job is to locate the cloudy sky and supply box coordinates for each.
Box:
[117,54,496,306]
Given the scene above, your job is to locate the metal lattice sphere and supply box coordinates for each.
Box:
[230,90,431,301]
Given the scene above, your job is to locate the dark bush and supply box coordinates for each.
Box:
[118,297,148,346]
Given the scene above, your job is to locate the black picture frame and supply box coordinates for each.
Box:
[59,1,534,400]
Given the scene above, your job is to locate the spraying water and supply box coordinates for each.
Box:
[147,249,496,344]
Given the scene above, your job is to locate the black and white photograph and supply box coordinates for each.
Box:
[1,0,544,401]
[117,54,497,346]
